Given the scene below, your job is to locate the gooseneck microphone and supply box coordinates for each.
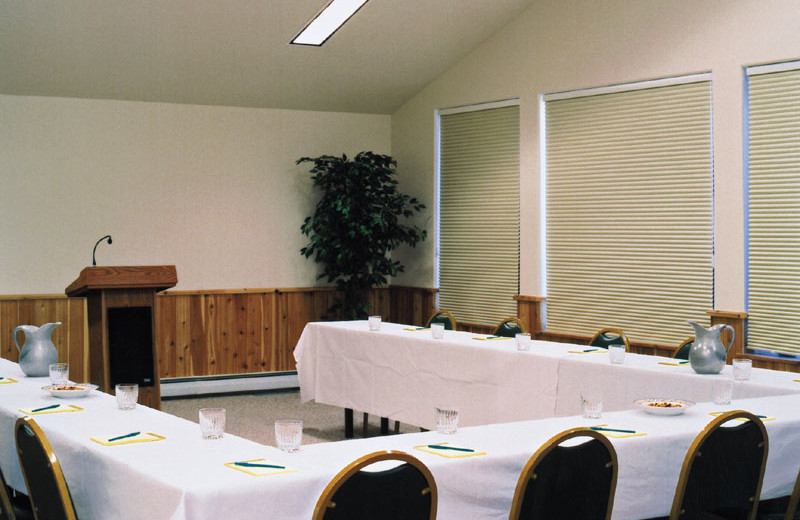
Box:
[92,235,113,266]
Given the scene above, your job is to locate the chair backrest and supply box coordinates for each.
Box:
[669,410,768,520]
[493,317,526,338]
[673,337,694,359]
[508,427,618,520]
[14,417,78,520]
[426,309,456,331]
[589,328,630,351]
[312,450,437,520]
[783,466,800,520]
[0,464,16,520]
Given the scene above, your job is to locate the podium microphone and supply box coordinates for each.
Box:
[92,235,112,266]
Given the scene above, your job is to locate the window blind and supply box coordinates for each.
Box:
[544,78,713,345]
[747,63,800,355]
[438,103,520,326]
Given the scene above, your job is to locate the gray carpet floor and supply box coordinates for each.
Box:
[162,389,418,448]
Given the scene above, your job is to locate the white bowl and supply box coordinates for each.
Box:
[635,398,695,416]
[42,383,98,398]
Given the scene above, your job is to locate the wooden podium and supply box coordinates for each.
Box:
[66,265,177,410]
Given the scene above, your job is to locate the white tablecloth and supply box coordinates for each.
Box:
[295,320,800,427]
[2,332,800,519]
[295,321,562,429]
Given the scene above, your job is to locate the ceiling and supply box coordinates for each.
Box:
[0,0,536,114]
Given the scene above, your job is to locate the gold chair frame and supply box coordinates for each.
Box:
[669,410,769,520]
[494,317,526,336]
[312,450,437,520]
[14,417,78,520]
[673,337,695,359]
[425,309,457,331]
[589,328,631,352]
[785,467,800,520]
[508,427,618,520]
[0,465,16,520]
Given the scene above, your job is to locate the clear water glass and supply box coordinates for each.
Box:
[49,363,69,386]
[368,316,381,331]
[199,408,226,439]
[275,419,303,452]
[116,383,139,410]
[435,406,459,434]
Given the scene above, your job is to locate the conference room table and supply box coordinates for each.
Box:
[1,323,799,519]
[295,320,800,429]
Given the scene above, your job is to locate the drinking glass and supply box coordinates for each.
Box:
[49,363,69,386]
[431,323,445,339]
[733,358,752,381]
[608,345,625,364]
[199,408,226,439]
[516,333,531,351]
[712,378,734,405]
[275,419,303,452]
[116,383,139,410]
[581,393,603,419]
[435,406,459,434]
[368,316,381,331]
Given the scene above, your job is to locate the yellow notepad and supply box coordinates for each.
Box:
[658,361,690,366]
[473,336,511,341]
[225,459,297,477]
[708,412,776,422]
[0,378,19,384]
[404,327,430,331]
[19,404,83,415]
[568,349,605,354]
[414,442,486,458]
[90,432,166,446]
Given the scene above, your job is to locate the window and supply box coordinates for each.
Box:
[746,60,800,357]
[544,75,713,344]
[436,100,520,326]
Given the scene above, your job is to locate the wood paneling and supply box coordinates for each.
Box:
[0,295,87,381]
[6,290,796,380]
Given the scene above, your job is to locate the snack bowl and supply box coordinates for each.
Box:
[42,383,98,398]
[635,398,695,416]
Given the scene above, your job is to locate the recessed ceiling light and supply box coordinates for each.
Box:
[290,0,370,46]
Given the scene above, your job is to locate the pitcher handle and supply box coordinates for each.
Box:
[13,326,25,353]
[723,325,736,354]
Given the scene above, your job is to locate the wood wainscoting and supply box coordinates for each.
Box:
[3,290,797,379]
[0,286,438,380]
[0,295,88,381]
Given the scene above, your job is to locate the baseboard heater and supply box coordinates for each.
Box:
[160,371,299,398]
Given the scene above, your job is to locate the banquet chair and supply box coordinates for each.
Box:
[589,328,631,352]
[508,427,618,520]
[14,417,78,520]
[669,410,768,520]
[312,450,437,520]
[426,309,457,331]
[493,317,526,338]
[673,337,695,360]
[757,465,800,520]
[0,464,34,520]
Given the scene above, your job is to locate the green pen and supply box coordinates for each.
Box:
[234,462,286,469]
[108,431,140,442]
[428,444,474,452]
[31,404,60,413]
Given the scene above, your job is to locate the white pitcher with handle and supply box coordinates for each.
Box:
[687,320,734,374]
[13,322,61,377]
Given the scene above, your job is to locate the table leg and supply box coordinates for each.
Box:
[344,408,353,438]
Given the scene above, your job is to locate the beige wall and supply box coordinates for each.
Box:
[0,95,390,294]
[391,0,800,313]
